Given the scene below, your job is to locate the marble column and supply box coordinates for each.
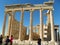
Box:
[2,13,7,36]
[46,11,50,25]
[19,9,24,41]
[29,9,33,41]
[8,15,11,36]
[10,11,14,37]
[50,9,55,41]
[40,9,43,40]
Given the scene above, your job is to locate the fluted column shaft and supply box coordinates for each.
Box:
[19,9,24,41]
[46,13,50,25]
[29,9,33,41]
[40,9,43,40]
[8,16,11,36]
[50,9,55,41]
[10,11,14,36]
[2,13,7,36]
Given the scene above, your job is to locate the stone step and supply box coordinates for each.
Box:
[13,40,59,45]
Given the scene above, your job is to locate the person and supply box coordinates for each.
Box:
[0,35,3,45]
[37,38,41,45]
[5,36,10,45]
[10,35,13,45]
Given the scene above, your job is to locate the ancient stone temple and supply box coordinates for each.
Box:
[2,0,59,45]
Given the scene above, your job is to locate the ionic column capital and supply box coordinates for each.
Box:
[30,9,34,12]
[49,9,54,11]
[21,8,24,12]
[40,8,43,11]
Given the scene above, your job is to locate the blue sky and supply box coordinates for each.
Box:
[0,0,60,34]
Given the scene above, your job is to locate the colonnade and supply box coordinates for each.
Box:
[2,5,55,42]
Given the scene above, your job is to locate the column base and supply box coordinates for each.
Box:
[18,39,21,41]
[49,41,55,45]
[29,38,32,41]
[29,39,30,41]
